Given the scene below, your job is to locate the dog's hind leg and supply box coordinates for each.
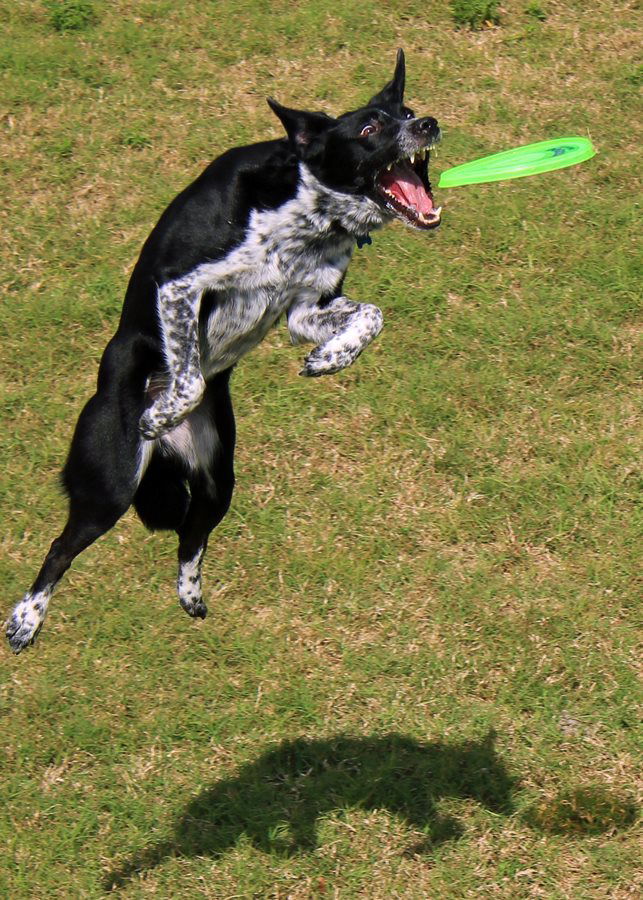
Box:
[6,355,147,652]
[173,373,235,620]
[176,478,233,620]
[6,500,129,653]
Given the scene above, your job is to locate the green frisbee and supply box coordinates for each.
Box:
[437,136,596,188]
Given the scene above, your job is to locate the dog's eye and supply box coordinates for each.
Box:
[360,123,379,137]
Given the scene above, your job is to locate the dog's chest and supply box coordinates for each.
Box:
[194,203,355,376]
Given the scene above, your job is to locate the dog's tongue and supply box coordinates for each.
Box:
[379,161,434,214]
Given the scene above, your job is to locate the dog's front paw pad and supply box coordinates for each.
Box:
[6,600,44,653]
[179,596,207,619]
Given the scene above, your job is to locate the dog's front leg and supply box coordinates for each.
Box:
[139,279,206,439]
[288,295,383,377]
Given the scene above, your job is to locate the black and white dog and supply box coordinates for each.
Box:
[6,50,441,653]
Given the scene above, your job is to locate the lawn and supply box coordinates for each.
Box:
[0,1,641,897]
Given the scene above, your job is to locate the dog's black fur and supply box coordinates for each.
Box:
[6,50,441,653]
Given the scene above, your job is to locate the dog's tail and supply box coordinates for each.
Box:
[133,451,190,531]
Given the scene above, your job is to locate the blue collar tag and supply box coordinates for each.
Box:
[356,233,372,249]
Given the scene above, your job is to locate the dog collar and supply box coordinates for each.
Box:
[355,233,372,249]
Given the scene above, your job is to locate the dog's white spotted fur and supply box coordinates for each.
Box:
[288,295,383,375]
[5,588,50,650]
[140,164,389,439]
[177,548,206,618]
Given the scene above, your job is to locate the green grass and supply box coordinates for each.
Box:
[451,0,501,30]
[1,0,641,896]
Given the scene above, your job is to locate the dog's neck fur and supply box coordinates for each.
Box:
[298,163,391,239]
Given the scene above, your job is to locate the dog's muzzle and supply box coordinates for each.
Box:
[374,117,442,230]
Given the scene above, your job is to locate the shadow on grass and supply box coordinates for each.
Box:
[523,785,639,836]
[105,730,515,889]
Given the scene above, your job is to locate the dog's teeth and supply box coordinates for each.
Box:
[410,153,416,165]
[387,162,393,171]
[435,206,442,217]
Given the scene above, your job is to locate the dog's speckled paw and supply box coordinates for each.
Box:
[6,599,44,654]
[299,346,347,377]
[140,380,206,439]
[139,404,185,440]
[179,596,208,619]
[139,411,172,440]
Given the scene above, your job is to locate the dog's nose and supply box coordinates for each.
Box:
[412,117,440,142]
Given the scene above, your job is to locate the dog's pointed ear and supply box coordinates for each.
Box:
[267,98,335,149]
[367,48,406,108]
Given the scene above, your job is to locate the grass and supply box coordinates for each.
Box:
[1,0,641,896]
[451,0,501,30]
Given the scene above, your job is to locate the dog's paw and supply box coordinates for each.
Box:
[179,596,208,619]
[299,306,383,377]
[6,595,44,653]
[140,379,206,439]
[177,553,207,619]
[299,345,348,377]
[139,406,177,440]
[140,401,188,440]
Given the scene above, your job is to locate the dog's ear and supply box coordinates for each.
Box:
[367,48,406,108]
[267,99,335,150]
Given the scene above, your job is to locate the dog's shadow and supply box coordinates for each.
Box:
[105,731,516,889]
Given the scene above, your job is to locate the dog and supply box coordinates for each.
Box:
[6,49,441,653]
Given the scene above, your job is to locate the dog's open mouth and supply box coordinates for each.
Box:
[375,149,441,229]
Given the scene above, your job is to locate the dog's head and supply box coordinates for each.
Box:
[268,50,441,230]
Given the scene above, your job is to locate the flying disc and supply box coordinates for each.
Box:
[437,137,596,188]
